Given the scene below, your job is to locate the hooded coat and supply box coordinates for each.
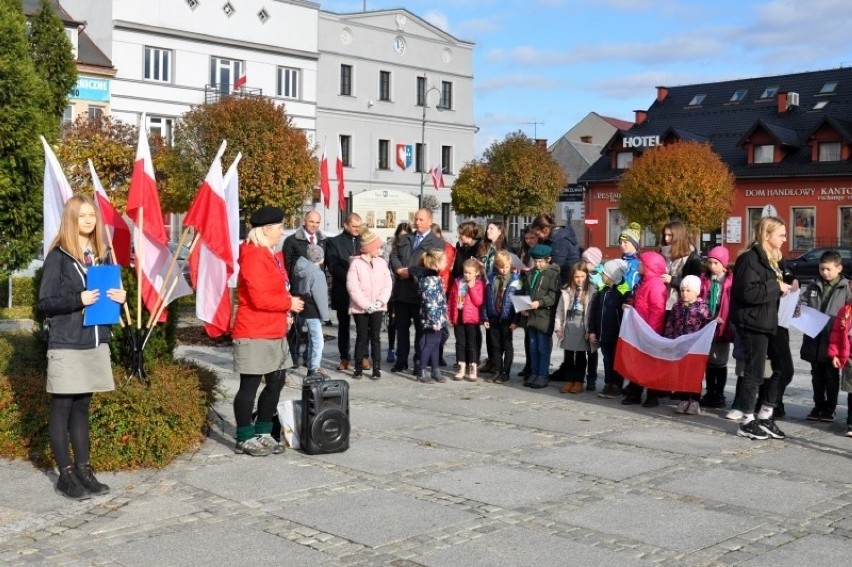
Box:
[294,256,330,321]
[632,251,668,334]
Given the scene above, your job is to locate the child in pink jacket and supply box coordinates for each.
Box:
[622,250,668,407]
[699,246,734,408]
[448,258,485,381]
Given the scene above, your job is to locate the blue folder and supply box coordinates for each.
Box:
[83,265,122,326]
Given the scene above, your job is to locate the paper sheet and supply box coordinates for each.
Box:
[510,294,534,312]
[777,289,800,328]
[789,305,831,338]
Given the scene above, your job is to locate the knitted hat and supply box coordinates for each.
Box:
[249,206,284,227]
[619,222,642,250]
[581,246,603,266]
[680,274,701,294]
[707,246,730,267]
[529,244,553,259]
[360,230,382,254]
[307,244,324,263]
[602,259,628,283]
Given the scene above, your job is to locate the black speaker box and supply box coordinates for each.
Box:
[301,377,350,454]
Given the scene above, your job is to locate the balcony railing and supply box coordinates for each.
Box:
[204,84,263,105]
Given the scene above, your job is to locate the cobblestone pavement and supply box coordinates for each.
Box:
[1,321,851,566]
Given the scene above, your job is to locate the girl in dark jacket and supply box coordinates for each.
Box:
[39,195,126,499]
[729,216,791,440]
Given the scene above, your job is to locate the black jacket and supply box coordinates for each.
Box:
[588,284,625,344]
[730,244,782,334]
[325,231,360,311]
[38,248,112,350]
[548,226,581,285]
[282,226,327,285]
[389,230,443,304]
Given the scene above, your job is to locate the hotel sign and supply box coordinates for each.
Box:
[622,135,660,148]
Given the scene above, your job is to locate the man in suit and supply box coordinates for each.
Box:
[283,211,326,287]
[326,213,363,371]
[389,208,443,374]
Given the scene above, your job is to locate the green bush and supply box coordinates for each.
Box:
[0,276,36,309]
[0,331,220,470]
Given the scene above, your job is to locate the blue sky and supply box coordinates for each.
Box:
[320,0,852,156]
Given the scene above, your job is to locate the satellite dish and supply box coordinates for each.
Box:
[761,204,777,218]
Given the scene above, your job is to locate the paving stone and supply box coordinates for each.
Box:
[738,533,852,566]
[609,426,744,456]
[349,405,449,431]
[308,436,468,475]
[404,421,550,453]
[520,444,677,481]
[742,446,851,484]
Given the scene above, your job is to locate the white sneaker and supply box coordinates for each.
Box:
[686,401,700,415]
[725,409,744,421]
[675,400,690,414]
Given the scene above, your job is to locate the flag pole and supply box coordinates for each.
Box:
[136,207,144,330]
[144,226,194,329]
[93,175,133,328]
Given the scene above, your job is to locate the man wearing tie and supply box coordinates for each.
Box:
[389,208,443,374]
[283,211,326,287]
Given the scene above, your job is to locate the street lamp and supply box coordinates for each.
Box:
[419,78,443,207]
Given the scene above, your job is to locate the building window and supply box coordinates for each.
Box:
[760,86,778,99]
[415,143,425,173]
[754,144,774,164]
[818,141,841,162]
[378,139,389,170]
[340,64,352,96]
[379,70,391,101]
[746,207,764,243]
[144,46,172,83]
[730,89,748,103]
[416,76,426,106]
[616,151,634,169]
[441,203,451,232]
[277,67,300,99]
[440,81,453,110]
[820,81,838,94]
[606,209,628,247]
[210,56,243,93]
[339,135,351,167]
[148,116,174,145]
[813,100,829,110]
[88,105,104,119]
[63,105,73,124]
[841,207,852,246]
[688,94,706,106]
[441,145,452,174]
[792,207,815,251]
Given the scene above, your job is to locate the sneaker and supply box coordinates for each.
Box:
[493,373,510,384]
[675,400,690,414]
[757,419,786,440]
[55,466,89,500]
[434,374,447,383]
[386,349,396,363]
[235,436,272,456]
[725,409,744,421]
[737,419,770,440]
[806,407,822,421]
[391,362,408,373]
[257,434,285,454]
[371,369,381,380]
[846,425,852,438]
[75,463,110,495]
[621,395,641,405]
[599,384,621,399]
[819,410,836,423]
[686,401,701,415]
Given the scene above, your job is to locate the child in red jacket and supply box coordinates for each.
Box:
[449,258,485,381]
[827,299,852,438]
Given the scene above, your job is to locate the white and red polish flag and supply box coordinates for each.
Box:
[614,307,717,394]
[233,73,247,91]
[88,159,131,267]
[223,152,242,288]
[40,135,74,258]
[183,141,234,337]
[430,165,445,190]
[336,139,346,211]
[126,115,192,322]
[319,143,331,208]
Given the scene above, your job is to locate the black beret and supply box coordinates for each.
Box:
[249,206,284,227]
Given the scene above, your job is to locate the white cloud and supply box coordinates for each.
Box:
[422,10,451,33]
[476,74,562,95]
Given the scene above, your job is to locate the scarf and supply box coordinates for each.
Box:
[708,274,722,316]
[494,275,506,314]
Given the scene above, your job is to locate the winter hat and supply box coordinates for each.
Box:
[581,246,603,266]
[360,230,382,254]
[619,222,642,250]
[602,259,628,283]
[307,244,324,263]
[529,244,553,259]
[249,206,284,227]
[680,274,701,294]
[707,246,730,267]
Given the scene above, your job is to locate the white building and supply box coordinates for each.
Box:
[316,9,475,237]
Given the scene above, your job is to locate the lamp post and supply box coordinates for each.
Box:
[419,78,442,207]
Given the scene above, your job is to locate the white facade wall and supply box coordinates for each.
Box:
[316,10,475,236]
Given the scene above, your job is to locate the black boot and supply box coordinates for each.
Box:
[76,463,110,495]
[55,465,88,500]
[371,360,381,380]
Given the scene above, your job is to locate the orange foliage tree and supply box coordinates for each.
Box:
[618,141,734,235]
[452,131,566,219]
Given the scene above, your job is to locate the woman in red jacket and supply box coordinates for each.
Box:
[448,258,485,381]
[232,206,304,457]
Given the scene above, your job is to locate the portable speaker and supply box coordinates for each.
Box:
[300,377,350,454]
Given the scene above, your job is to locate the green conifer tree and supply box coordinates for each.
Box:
[28,0,78,120]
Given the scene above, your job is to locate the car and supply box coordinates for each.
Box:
[785,247,852,283]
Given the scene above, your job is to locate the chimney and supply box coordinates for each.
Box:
[655,86,669,103]
[634,110,647,125]
[777,91,787,114]
[580,135,593,144]
[535,138,547,149]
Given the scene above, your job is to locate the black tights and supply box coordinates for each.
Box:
[233,371,285,429]
[49,394,92,470]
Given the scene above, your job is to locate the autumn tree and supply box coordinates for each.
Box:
[163,96,317,221]
[28,0,77,120]
[0,0,55,275]
[57,115,170,210]
[618,141,735,236]
[452,131,566,219]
